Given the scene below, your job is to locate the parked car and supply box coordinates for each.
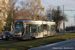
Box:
[0,31,14,40]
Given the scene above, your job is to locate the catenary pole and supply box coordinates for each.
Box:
[63,5,65,35]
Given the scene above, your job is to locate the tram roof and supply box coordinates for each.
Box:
[15,19,55,24]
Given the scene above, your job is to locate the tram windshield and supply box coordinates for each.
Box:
[14,22,23,33]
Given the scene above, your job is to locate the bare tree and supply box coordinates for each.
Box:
[16,0,44,20]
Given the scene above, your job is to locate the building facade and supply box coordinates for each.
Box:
[0,0,10,30]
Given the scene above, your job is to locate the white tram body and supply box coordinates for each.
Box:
[14,20,56,40]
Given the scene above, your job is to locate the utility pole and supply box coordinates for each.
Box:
[49,6,52,21]
[63,5,65,35]
[50,8,52,21]
[74,15,75,25]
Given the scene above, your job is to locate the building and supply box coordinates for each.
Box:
[0,0,10,30]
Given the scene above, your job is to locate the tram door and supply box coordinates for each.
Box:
[26,24,30,39]
[43,25,47,37]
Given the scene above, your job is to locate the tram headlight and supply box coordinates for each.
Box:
[19,32,22,36]
[15,32,22,36]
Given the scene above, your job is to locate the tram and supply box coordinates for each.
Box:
[14,19,56,40]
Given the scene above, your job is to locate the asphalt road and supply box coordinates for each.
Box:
[28,39,75,50]
[0,39,17,43]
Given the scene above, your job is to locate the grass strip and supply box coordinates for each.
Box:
[0,33,75,50]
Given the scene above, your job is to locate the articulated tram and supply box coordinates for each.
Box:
[14,19,56,40]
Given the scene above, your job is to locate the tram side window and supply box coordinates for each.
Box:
[51,25,56,31]
[31,25,38,33]
[38,25,43,33]
[43,25,47,31]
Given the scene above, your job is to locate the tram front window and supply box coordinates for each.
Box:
[14,22,23,33]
